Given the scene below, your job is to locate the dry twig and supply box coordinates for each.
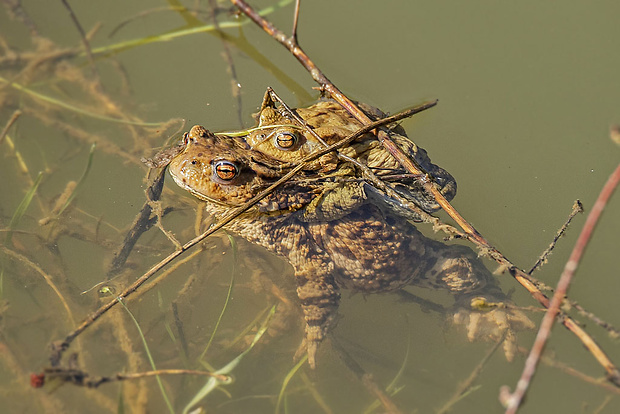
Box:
[59,0,100,81]
[528,200,584,274]
[37,367,226,388]
[0,109,21,145]
[331,336,403,414]
[106,168,169,277]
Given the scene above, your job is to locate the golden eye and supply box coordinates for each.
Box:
[213,160,238,181]
[274,131,298,150]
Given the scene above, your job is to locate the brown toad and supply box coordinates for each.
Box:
[167,126,532,368]
[227,89,457,220]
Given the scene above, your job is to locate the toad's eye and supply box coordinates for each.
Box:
[213,160,239,181]
[273,131,298,150]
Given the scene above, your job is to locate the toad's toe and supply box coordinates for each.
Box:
[453,297,535,361]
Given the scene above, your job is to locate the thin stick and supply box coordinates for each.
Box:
[49,105,427,365]
[59,0,100,81]
[1,245,84,360]
[503,162,620,413]
[208,0,245,128]
[534,349,620,396]
[107,169,167,277]
[41,367,226,388]
[1,246,77,329]
[108,6,190,38]
[230,0,620,386]
[528,200,584,274]
[571,301,620,339]
[331,336,403,414]
[0,109,21,145]
[0,76,162,127]
[291,0,301,43]
[437,335,504,414]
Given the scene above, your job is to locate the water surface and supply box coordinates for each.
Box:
[1,1,619,413]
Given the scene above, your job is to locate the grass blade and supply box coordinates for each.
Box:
[91,0,293,56]
[0,76,163,127]
[5,171,43,246]
[275,354,308,414]
[58,143,96,217]
[199,233,238,361]
[118,298,175,414]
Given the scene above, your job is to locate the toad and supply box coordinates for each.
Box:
[230,89,457,221]
[167,126,532,368]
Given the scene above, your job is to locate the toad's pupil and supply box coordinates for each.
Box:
[274,131,297,150]
[214,161,238,180]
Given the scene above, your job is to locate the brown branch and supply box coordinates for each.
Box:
[437,335,504,414]
[291,0,301,43]
[59,0,100,81]
[2,0,39,35]
[0,109,21,145]
[230,0,620,387]
[39,367,226,388]
[503,162,620,413]
[1,245,78,332]
[528,200,584,274]
[107,168,168,277]
[532,347,620,396]
[330,336,403,414]
[208,0,245,127]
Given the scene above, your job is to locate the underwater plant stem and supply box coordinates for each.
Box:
[0,110,21,145]
[42,368,225,388]
[199,234,237,361]
[59,0,100,81]
[275,355,308,414]
[1,245,76,328]
[107,169,167,277]
[0,75,162,126]
[437,335,504,414]
[208,0,245,128]
[331,336,403,414]
[117,298,175,414]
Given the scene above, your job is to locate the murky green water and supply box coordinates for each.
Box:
[1,1,619,413]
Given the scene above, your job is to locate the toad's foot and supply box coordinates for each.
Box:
[453,297,535,361]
